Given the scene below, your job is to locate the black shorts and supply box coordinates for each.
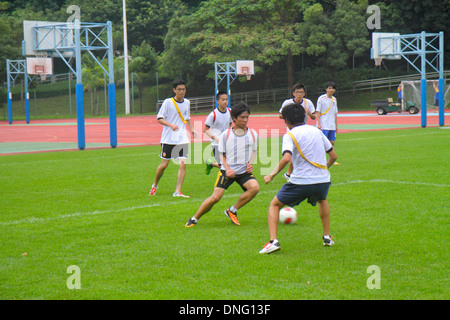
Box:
[214,170,256,191]
[160,143,188,160]
[276,182,330,207]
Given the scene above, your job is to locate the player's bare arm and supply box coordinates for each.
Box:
[186,119,198,138]
[204,125,219,142]
[158,118,178,131]
[264,152,291,184]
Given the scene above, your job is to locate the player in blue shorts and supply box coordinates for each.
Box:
[259,103,337,254]
[316,81,340,165]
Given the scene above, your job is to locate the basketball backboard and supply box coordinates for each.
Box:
[371,32,401,61]
[26,57,53,80]
[236,60,254,80]
[23,20,74,58]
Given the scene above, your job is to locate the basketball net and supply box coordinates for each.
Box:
[374,58,383,66]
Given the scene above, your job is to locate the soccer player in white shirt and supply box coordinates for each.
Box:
[316,81,340,165]
[203,91,232,175]
[279,83,316,181]
[260,103,337,254]
[149,80,198,198]
[185,103,259,227]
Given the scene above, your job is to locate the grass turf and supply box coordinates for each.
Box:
[0,127,448,300]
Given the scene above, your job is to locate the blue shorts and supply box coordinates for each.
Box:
[322,130,336,142]
[276,182,331,207]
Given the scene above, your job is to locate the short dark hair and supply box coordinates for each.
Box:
[293,83,305,91]
[281,103,305,126]
[173,79,186,89]
[326,81,336,89]
[216,91,228,101]
[230,102,250,120]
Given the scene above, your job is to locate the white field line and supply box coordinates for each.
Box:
[1,179,448,227]
[0,152,160,166]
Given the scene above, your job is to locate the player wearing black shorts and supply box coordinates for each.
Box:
[185,102,259,227]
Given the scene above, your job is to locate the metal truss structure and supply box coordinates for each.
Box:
[376,31,445,127]
[214,62,238,109]
[7,19,117,150]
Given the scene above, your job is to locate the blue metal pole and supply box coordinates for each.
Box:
[107,21,117,148]
[108,84,117,147]
[75,83,85,150]
[438,31,444,127]
[214,62,218,109]
[6,60,12,124]
[420,31,427,128]
[7,91,12,124]
[75,19,85,150]
[226,62,231,109]
[24,63,30,124]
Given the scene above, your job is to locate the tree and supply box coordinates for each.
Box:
[130,41,158,113]
[81,54,104,115]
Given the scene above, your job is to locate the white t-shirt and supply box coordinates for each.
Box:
[279,98,315,131]
[218,127,258,175]
[157,97,190,145]
[204,107,232,147]
[316,94,337,130]
[282,124,332,185]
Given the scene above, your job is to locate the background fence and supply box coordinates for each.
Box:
[2,70,449,120]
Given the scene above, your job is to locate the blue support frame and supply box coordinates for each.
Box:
[5,60,34,124]
[214,62,237,109]
[377,31,445,127]
[17,19,117,150]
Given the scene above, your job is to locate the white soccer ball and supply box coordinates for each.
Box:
[279,207,297,224]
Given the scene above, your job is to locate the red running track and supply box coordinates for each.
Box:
[0,110,448,156]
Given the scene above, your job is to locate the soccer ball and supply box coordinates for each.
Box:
[279,207,297,224]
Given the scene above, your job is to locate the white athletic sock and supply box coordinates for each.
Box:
[229,206,237,213]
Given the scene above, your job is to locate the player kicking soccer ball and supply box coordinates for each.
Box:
[185,102,259,227]
[259,103,337,254]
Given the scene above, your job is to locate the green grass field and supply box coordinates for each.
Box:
[0,127,448,300]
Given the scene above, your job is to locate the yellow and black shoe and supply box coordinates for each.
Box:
[185,218,197,228]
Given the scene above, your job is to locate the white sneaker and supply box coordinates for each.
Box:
[259,239,281,254]
[323,235,334,246]
[283,173,290,182]
[173,191,190,198]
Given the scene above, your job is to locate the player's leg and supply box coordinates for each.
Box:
[150,158,170,195]
[224,178,259,226]
[173,144,190,197]
[233,178,259,210]
[174,158,187,194]
[318,199,334,246]
[195,187,225,219]
[268,196,284,241]
[259,196,284,254]
[151,144,173,195]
